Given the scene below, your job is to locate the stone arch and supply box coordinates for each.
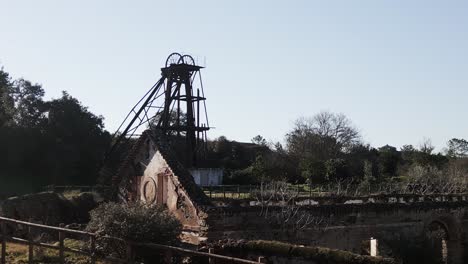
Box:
[427,220,449,240]
[425,215,460,242]
[424,214,463,264]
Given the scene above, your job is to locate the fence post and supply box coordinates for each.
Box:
[28,222,33,264]
[223,186,226,199]
[90,236,96,264]
[1,221,6,264]
[209,186,212,199]
[238,185,240,199]
[58,230,65,263]
[208,248,214,264]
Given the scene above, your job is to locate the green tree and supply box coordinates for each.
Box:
[45,91,111,184]
[252,154,267,182]
[378,145,400,177]
[446,138,468,158]
[299,159,326,183]
[251,135,268,146]
[286,111,361,161]
[363,160,375,181]
[0,68,15,127]
[325,158,348,181]
[13,79,46,128]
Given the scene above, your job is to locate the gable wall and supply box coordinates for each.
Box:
[139,149,208,244]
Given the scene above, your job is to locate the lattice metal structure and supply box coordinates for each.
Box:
[106,53,210,167]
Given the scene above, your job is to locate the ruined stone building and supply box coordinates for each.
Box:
[114,130,468,264]
[108,53,468,263]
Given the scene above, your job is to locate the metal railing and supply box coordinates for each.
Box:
[0,216,263,264]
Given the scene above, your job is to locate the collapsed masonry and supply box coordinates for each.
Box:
[114,130,212,244]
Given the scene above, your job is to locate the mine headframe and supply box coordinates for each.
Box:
[106,53,210,168]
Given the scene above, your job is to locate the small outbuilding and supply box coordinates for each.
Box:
[190,168,223,186]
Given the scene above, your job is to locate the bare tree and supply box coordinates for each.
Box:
[418,138,435,155]
[253,181,329,231]
[401,164,468,195]
[286,111,361,161]
[313,112,361,151]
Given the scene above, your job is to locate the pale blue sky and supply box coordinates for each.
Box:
[1,0,467,150]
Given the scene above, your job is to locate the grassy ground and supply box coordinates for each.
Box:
[202,184,329,199]
[3,239,105,264]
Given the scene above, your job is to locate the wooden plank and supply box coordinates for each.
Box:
[133,242,260,264]
[4,236,125,263]
[7,237,86,255]
[0,216,259,264]
[0,217,95,237]
[59,231,65,263]
[8,237,60,251]
[28,223,33,264]
[208,248,214,264]
[90,236,96,264]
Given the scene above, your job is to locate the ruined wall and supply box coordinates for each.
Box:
[139,151,205,235]
[116,132,212,244]
[207,240,397,264]
[117,132,468,262]
[205,196,468,264]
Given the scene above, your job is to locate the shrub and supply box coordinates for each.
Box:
[86,202,181,260]
[226,167,257,185]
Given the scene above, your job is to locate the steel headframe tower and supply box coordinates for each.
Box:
[107,53,210,167]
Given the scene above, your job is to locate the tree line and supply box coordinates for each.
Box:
[1,66,467,195]
[210,112,468,189]
[0,67,111,195]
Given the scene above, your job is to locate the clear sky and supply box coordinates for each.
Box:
[1,0,467,151]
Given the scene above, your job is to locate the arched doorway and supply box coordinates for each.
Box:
[425,221,449,264]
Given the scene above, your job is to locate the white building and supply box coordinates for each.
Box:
[190,168,223,186]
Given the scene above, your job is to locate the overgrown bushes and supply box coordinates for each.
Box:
[86,202,181,260]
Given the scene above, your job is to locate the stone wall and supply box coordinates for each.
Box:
[207,240,398,264]
[117,132,468,263]
[115,132,212,244]
[205,197,468,264]
[0,192,100,225]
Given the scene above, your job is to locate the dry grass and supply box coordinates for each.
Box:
[2,239,106,264]
[61,190,83,200]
